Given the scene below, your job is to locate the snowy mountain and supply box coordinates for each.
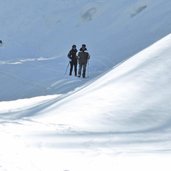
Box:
[1,33,171,171]
[0,0,171,171]
[1,0,171,100]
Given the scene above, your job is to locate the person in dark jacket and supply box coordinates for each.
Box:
[67,44,78,76]
[78,44,90,78]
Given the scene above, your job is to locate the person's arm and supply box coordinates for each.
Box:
[67,50,72,59]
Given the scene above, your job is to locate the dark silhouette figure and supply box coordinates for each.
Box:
[78,44,90,78]
[67,45,78,76]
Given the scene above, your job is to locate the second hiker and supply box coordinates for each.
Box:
[78,44,90,78]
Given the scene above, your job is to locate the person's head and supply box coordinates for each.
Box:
[72,44,76,49]
[80,44,87,51]
[82,44,86,49]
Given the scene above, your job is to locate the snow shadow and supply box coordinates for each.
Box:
[81,7,97,21]
[130,4,147,17]
[0,96,62,121]
[30,128,171,153]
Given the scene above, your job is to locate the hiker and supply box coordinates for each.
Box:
[78,44,90,78]
[67,44,78,76]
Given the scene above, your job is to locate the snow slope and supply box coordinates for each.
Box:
[1,0,171,100]
[0,34,171,171]
[32,34,171,150]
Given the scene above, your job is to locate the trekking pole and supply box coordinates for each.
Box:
[64,62,70,75]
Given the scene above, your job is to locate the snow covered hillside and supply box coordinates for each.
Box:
[0,34,171,171]
[1,0,171,170]
[1,0,171,100]
[33,34,171,143]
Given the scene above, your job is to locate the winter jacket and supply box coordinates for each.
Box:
[78,50,90,65]
[68,49,78,63]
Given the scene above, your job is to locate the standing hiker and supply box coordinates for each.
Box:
[78,44,90,78]
[67,44,78,76]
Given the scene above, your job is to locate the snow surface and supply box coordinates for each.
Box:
[1,0,171,171]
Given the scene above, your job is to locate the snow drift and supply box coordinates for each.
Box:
[35,34,171,135]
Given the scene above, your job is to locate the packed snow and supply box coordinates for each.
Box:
[0,0,171,171]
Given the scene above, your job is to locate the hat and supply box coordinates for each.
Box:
[72,44,76,48]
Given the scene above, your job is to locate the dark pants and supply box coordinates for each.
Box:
[69,61,77,76]
[78,63,87,78]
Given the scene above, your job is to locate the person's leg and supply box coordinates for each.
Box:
[82,64,87,78]
[74,63,77,76]
[78,64,82,77]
